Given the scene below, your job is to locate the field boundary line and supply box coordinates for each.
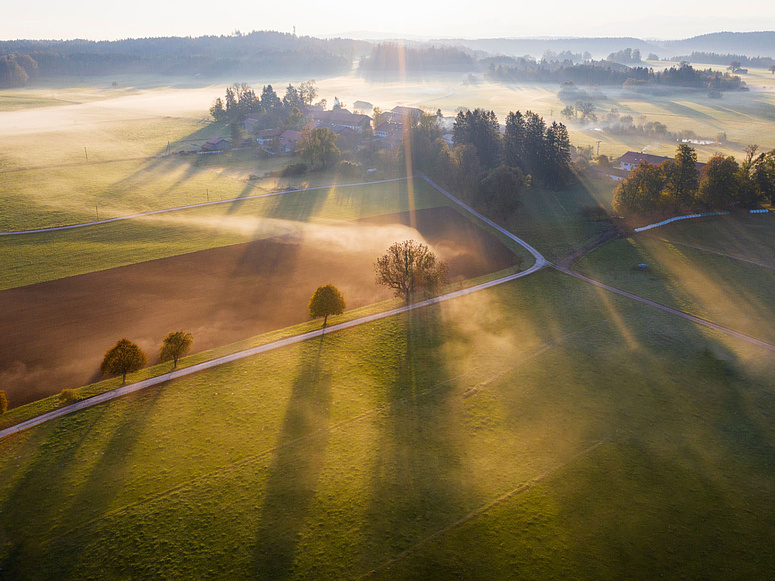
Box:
[652,237,775,271]
[0,155,157,174]
[555,266,775,352]
[0,177,411,237]
[360,438,611,579]
[0,184,549,440]
[42,371,472,546]
[48,318,607,545]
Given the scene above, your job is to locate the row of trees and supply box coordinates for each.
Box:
[0,242,446,413]
[613,144,775,215]
[100,332,194,384]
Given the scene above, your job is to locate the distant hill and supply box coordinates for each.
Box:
[431,32,775,60]
[431,37,660,60]
[658,32,775,58]
[0,32,368,83]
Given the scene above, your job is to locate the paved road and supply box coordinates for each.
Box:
[0,177,411,237]
[0,176,549,440]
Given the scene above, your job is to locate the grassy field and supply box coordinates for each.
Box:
[3,71,775,578]
[1,268,774,578]
[0,177,456,290]
[574,212,775,344]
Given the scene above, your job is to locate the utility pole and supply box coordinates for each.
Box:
[84,147,88,161]
[95,205,99,220]
[207,189,209,202]
[596,140,602,157]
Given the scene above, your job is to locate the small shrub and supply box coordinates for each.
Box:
[59,388,78,405]
[580,205,611,222]
[0,390,7,414]
[281,162,308,177]
[337,160,364,178]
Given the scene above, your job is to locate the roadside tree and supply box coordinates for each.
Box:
[100,339,147,384]
[0,390,7,414]
[375,240,448,302]
[309,285,347,327]
[159,331,194,368]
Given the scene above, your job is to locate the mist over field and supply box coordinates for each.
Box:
[2,20,775,580]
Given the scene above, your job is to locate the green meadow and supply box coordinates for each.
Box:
[2,71,775,579]
[0,177,454,290]
[2,268,774,578]
[574,213,775,345]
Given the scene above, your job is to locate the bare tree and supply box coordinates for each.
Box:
[375,240,448,302]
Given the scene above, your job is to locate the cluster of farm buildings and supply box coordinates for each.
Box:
[200,104,438,154]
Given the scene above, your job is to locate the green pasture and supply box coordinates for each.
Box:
[574,212,775,344]
[0,177,452,290]
[501,178,616,261]
[1,269,774,578]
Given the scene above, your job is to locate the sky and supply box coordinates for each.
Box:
[2,0,775,41]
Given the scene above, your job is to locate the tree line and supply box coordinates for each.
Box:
[487,61,744,91]
[0,32,362,86]
[613,144,775,215]
[671,52,775,70]
[359,44,476,75]
[209,80,318,128]
[0,53,38,88]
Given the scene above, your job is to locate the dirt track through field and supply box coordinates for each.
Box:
[0,206,520,407]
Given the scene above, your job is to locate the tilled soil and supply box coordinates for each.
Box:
[0,206,520,406]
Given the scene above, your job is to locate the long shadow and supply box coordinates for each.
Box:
[252,337,333,578]
[359,306,472,572]
[0,405,110,579]
[40,389,164,579]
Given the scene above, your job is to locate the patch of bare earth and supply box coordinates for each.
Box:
[0,206,520,406]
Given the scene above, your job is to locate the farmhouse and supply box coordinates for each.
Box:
[257,128,283,145]
[201,137,230,152]
[313,109,372,131]
[242,116,261,133]
[617,151,670,171]
[590,165,629,182]
[616,150,706,172]
[389,106,423,124]
[374,121,402,138]
[280,130,301,152]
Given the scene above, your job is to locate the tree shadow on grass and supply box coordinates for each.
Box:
[0,405,110,579]
[40,389,164,579]
[252,337,333,579]
[359,306,474,573]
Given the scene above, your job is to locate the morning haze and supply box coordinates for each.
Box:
[1,9,775,579]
